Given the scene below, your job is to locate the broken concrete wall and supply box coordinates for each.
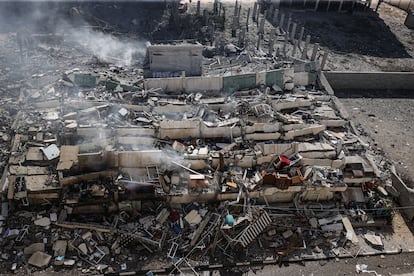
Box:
[148,44,203,77]
[184,76,223,92]
[144,77,184,92]
[222,73,257,92]
[265,69,286,87]
[144,68,304,93]
[391,171,414,220]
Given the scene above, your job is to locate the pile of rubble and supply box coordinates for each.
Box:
[0,1,409,274]
[0,62,400,274]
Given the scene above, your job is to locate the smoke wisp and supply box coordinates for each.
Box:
[66,27,148,67]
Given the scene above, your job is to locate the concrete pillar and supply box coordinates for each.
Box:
[253,2,258,22]
[259,15,265,34]
[256,5,261,27]
[298,26,305,46]
[197,0,201,15]
[290,23,297,41]
[311,43,319,61]
[238,28,246,48]
[292,39,298,57]
[338,0,344,12]
[407,0,412,10]
[286,14,292,34]
[315,0,320,11]
[301,35,311,59]
[234,0,238,16]
[282,31,289,56]
[246,8,251,30]
[211,23,215,46]
[320,51,328,70]
[232,16,238,37]
[269,37,275,56]
[203,9,208,25]
[273,9,279,26]
[257,34,262,50]
[279,13,285,31]
[218,2,222,16]
[214,0,218,15]
[238,4,242,18]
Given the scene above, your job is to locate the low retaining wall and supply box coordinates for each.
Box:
[324,71,414,90]
[144,68,293,92]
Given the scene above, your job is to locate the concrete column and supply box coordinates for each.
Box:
[273,9,279,26]
[238,28,246,48]
[257,34,262,50]
[246,8,251,30]
[259,15,265,34]
[234,0,238,16]
[320,51,328,70]
[256,5,261,27]
[311,43,319,61]
[290,22,297,41]
[292,39,298,57]
[238,4,242,18]
[338,0,344,12]
[301,35,311,59]
[279,13,285,31]
[253,2,258,22]
[282,31,289,56]
[315,0,320,11]
[203,9,208,25]
[197,0,201,15]
[286,14,292,34]
[214,0,219,15]
[269,37,275,56]
[232,16,238,37]
[210,23,215,46]
[298,26,305,46]
[351,0,356,11]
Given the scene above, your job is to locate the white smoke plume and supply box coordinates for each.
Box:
[66,27,148,67]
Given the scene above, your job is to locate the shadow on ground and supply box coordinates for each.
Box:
[335,89,414,98]
[285,10,411,58]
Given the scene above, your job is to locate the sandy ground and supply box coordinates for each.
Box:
[337,91,414,187]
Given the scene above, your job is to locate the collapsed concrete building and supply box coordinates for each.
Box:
[0,0,413,274]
